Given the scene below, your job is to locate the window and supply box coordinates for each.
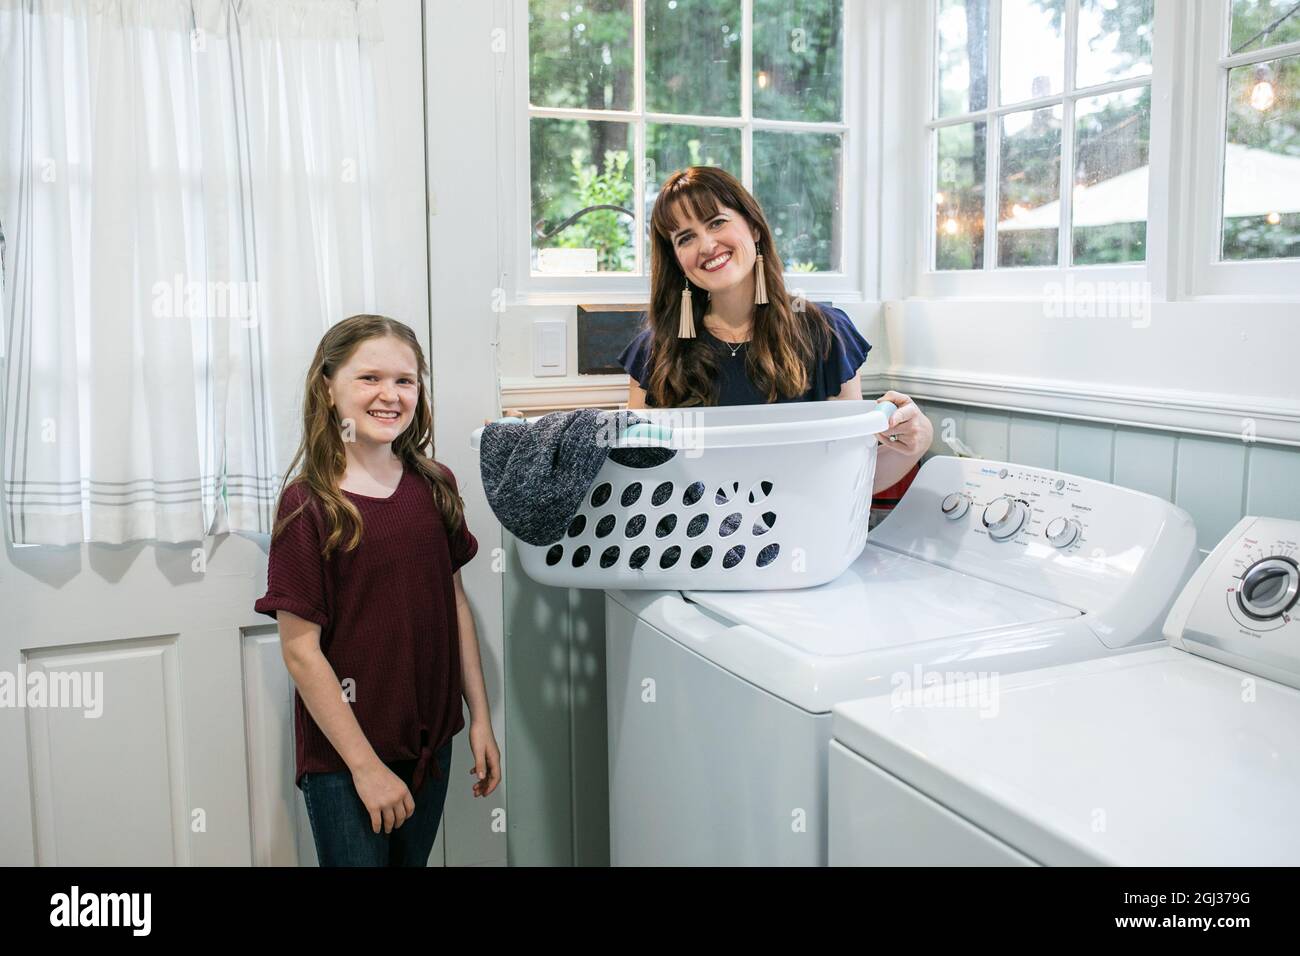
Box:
[928,0,1154,273]
[524,0,849,286]
[1218,0,1300,261]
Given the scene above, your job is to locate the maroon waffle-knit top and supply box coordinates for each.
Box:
[254,462,478,795]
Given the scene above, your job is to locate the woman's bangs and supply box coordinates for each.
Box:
[653,180,725,239]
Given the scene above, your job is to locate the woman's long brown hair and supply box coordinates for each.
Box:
[270,314,464,558]
[644,166,832,407]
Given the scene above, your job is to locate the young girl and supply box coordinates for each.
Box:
[255,314,500,867]
[621,166,933,495]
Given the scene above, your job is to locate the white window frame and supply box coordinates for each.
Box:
[1187,0,1300,297]
[913,0,1177,298]
[510,0,873,305]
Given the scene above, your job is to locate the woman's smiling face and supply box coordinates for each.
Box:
[326,335,420,446]
[668,201,760,295]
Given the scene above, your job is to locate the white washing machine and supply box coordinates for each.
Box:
[828,515,1300,866]
[604,456,1199,865]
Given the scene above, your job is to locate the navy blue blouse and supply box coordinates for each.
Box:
[617,306,871,407]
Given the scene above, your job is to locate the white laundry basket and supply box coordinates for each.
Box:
[472,401,895,591]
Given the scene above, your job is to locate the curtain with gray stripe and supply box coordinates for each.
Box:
[0,0,392,544]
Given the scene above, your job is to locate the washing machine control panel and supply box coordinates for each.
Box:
[871,457,1199,648]
[1165,517,1300,689]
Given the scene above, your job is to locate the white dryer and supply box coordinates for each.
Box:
[828,516,1300,866]
[605,456,1199,865]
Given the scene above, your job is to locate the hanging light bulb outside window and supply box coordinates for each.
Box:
[1250,63,1276,112]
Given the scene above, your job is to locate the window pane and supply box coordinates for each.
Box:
[1231,0,1300,56]
[528,0,634,110]
[1073,87,1149,264]
[1076,0,1153,89]
[935,121,987,269]
[645,124,742,261]
[646,0,741,116]
[997,105,1062,266]
[753,131,842,271]
[937,0,989,118]
[1222,55,1300,261]
[752,0,843,122]
[531,119,636,273]
[1000,0,1064,105]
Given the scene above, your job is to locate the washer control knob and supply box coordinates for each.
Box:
[1236,556,1300,622]
[941,493,970,520]
[982,497,1027,541]
[1044,516,1081,549]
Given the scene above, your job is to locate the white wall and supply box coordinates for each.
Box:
[424,0,510,866]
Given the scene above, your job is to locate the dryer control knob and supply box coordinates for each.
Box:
[982,497,1027,541]
[941,493,969,520]
[1045,516,1081,549]
[1236,556,1300,621]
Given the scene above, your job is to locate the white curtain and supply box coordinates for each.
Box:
[0,0,399,544]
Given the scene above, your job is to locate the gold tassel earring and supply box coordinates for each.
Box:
[753,243,769,305]
[678,283,696,338]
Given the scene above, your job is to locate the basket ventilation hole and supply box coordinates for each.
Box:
[655,514,678,538]
[690,546,713,569]
[595,515,617,538]
[714,481,740,506]
[590,482,612,508]
[651,482,674,506]
[629,546,651,569]
[718,512,743,537]
[621,482,643,507]
[756,543,781,568]
[624,514,646,538]
[682,481,705,506]
[747,480,774,505]
[659,546,681,569]
[567,515,586,537]
[686,513,710,537]
[571,545,591,568]
[752,511,777,536]
[723,545,746,569]
[600,546,620,569]
[545,544,564,566]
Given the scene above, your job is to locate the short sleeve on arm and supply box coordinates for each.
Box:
[254,484,330,628]
[617,329,653,385]
[450,519,479,573]
[439,464,480,573]
[823,307,872,386]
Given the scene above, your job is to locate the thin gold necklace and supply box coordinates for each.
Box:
[703,314,751,357]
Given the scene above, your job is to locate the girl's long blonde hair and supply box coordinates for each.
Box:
[271,314,464,558]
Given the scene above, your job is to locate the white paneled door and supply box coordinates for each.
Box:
[0,535,315,866]
[0,0,434,867]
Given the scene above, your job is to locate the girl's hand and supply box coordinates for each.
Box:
[468,720,502,798]
[352,759,415,834]
[875,390,933,457]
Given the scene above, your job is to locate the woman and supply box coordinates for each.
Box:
[619,166,932,495]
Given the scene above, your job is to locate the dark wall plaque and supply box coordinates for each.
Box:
[577,304,648,375]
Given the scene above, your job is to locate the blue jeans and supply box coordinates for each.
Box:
[300,739,453,867]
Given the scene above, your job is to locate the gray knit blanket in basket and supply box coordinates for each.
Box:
[479,409,676,547]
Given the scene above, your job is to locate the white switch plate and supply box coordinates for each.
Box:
[532,319,567,377]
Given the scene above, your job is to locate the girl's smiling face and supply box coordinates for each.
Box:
[326,335,420,446]
[668,201,760,295]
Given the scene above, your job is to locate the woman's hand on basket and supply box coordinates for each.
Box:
[875,391,932,457]
[483,408,526,427]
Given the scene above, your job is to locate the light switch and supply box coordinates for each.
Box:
[533,319,567,377]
